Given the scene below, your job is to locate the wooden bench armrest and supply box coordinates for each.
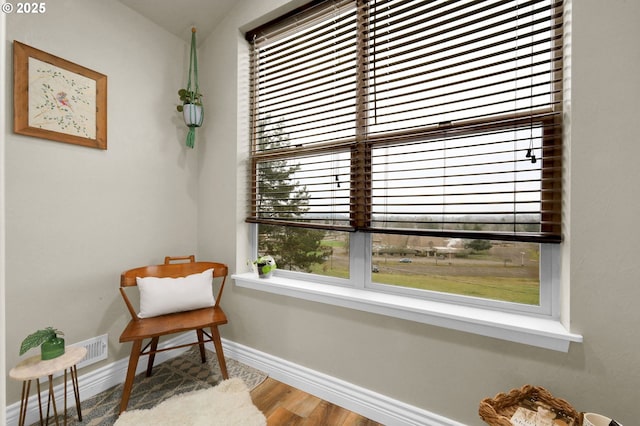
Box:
[120,287,139,320]
[214,274,226,308]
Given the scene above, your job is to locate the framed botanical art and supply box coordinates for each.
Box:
[13,41,107,149]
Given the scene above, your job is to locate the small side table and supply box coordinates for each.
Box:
[9,346,86,426]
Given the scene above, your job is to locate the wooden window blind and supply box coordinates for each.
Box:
[246,0,564,243]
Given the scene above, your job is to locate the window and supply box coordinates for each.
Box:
[245,0,564,313]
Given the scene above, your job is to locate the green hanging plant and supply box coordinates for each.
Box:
[176,88,203,111]
[19,327,64,356]
[177,27,203,149]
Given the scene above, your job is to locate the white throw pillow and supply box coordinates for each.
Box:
[137,268,215,318]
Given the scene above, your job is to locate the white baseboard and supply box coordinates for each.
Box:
[222,339,466,426]
[6,334,464,426]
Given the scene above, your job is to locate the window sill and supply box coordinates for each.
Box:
[232,272,582,352]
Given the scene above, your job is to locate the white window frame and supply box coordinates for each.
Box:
[233,225,582,352]
[358,233,556,317]
[236,0,582,352]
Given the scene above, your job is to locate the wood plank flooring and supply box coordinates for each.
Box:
[251,377,383,426]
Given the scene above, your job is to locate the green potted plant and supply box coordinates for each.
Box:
[176,88,203,128]
[253,255,277,279]
[19,327,65,360]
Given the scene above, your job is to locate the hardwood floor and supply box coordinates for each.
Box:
[251,377,383,426]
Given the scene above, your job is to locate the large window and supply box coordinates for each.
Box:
[246,0,563,313]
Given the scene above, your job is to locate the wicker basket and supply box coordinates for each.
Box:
[479,385,581,426]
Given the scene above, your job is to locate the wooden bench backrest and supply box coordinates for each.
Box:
[119,256,228,320]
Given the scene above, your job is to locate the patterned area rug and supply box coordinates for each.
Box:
[31,348,267,426]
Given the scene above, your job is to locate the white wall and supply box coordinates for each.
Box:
[197,0,640,424]
[4,1,199,404]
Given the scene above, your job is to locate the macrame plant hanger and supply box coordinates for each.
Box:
[183,27,203,148]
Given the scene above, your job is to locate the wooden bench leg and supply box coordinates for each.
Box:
[120,340,142,414]
[196,329,207,363]
[210,326,228,379]
[146,337,159,377]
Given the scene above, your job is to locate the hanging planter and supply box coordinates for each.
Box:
[176,27,203,148]
[182,103,203,127]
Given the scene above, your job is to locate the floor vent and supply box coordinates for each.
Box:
[71,334,108,369]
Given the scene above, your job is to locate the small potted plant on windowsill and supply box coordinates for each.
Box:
[19,327,65,360]
[176,89,204,128]
[252,255,277,279]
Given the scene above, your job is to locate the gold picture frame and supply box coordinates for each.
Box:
[13,41,107,149]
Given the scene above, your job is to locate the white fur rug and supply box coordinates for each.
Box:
[114,378,267,426]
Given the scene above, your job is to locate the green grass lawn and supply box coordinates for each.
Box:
[309,264,539,305]
[372,272,539,305]
[311,240,540,304]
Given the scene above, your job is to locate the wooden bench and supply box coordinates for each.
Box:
[118,255,229,413]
